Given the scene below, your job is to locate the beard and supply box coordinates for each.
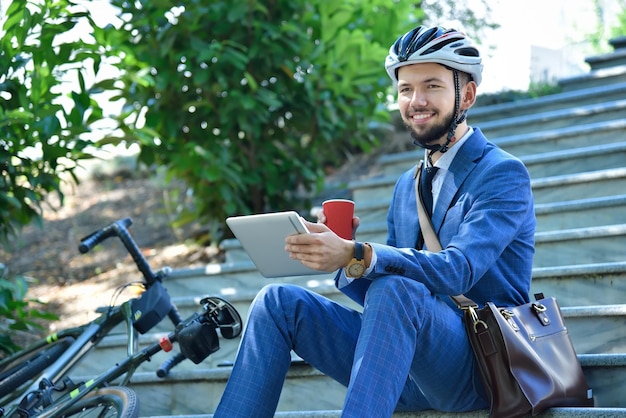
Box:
[404,107,455,149]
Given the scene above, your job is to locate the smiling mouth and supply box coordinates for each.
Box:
[409,112,435,123]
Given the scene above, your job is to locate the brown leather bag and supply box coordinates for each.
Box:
[415,164,594,417]
[455,294,594,417]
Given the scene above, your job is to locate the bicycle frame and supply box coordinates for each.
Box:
[0,217,243,418]
[1,297,139,412]
[13,312,198,418]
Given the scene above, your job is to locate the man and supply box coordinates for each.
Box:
[213,25,535,418]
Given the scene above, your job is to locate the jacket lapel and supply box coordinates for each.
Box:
[431,129,487,231]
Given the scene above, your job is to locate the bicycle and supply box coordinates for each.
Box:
[0,217,243,418]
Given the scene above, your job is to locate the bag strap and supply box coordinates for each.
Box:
[414,161,443,252]
[414,162,477,310]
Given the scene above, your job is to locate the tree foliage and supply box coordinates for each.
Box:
[0,0,107,246]
[99,0,423,239]
[1,0,496,245]
[0,264,57,355]
[608,0,626,38]
[581,0,626,53]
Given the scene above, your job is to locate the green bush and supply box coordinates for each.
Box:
[98,0,418,239]
[0,264,57,356]
[1,0,106,246]
[1,0,497,245]
[99,0,497,241]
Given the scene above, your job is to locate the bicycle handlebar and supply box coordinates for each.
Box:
[156,352,186,377]
[78,217,185,328]
[78,217,159,287]
[78,217,132,253]
[75,217,229,377]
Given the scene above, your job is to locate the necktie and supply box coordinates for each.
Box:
[420,165,439,216]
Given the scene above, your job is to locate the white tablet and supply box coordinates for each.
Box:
[226,211,324,278]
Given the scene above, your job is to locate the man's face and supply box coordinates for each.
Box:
[396,63,456,148]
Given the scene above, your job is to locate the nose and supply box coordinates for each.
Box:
[409,89,427,108]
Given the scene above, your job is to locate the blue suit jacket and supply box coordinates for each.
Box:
[341,128,535,309]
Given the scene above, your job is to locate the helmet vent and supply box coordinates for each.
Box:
[385,25,483,86]
[455,47,480,57]
[421,36,463,56]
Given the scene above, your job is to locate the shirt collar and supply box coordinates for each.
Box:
[423,126,474,170]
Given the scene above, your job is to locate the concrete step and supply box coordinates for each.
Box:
[67,282,359,377]
[350,167,626,209]
[205,243,626,309]
[353,221,626,268]
[146,408,626,418]
[520,142,626,179]
[221,219,626,276]
[532,224,626,268]
[559,64,626,92]
[558,304,626,355]
[127,364,345,416]
[353,188,626,235]
[490,119,626,158]
[118,353,626,416]
[480,99,626,138]
[534,194,626,232]
[586,50,626,71]
[159,259,626,310]
[531,262,626,307]
[468,81,626,123]
[186,258,626,310]
[378,131,626,180]
[77,302,626,381]
[585,37,626,71]
[530,168,626,204]
[378,126,626,179]
[476,99,626,139]
[76,266,626,376]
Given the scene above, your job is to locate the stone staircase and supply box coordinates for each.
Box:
[75,37,626,417]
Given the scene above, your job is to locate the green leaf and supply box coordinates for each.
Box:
[0,109,34,127]
[2,1,27,35]
[243,72,259,92]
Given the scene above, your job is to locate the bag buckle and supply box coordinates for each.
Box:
[468,306,488,333]
[500,309,520,331]
[532,302,551,326]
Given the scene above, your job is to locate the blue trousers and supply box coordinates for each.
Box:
[213,277,488,418]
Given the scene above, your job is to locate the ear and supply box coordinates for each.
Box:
[460,81,477,110]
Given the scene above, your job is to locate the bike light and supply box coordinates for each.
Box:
[177,321,219,364]
[159,336,173,352]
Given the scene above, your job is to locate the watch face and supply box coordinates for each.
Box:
[347,262,366,278]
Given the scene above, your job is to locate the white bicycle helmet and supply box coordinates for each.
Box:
[385,26,483,86]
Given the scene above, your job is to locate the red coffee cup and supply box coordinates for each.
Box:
[322,199,355,240]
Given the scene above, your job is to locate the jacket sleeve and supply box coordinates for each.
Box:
[369,155,535,303]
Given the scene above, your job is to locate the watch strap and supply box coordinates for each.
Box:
[354,241,364,260]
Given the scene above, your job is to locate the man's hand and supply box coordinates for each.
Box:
[312,206,361,240]
[285,220,354,272]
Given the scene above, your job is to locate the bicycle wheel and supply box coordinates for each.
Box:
[59,386,139,418]
[0,337,75,400]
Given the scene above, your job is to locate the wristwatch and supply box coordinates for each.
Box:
[345,241,367,279]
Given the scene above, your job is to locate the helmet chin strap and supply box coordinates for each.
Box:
[422,69,465,167]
